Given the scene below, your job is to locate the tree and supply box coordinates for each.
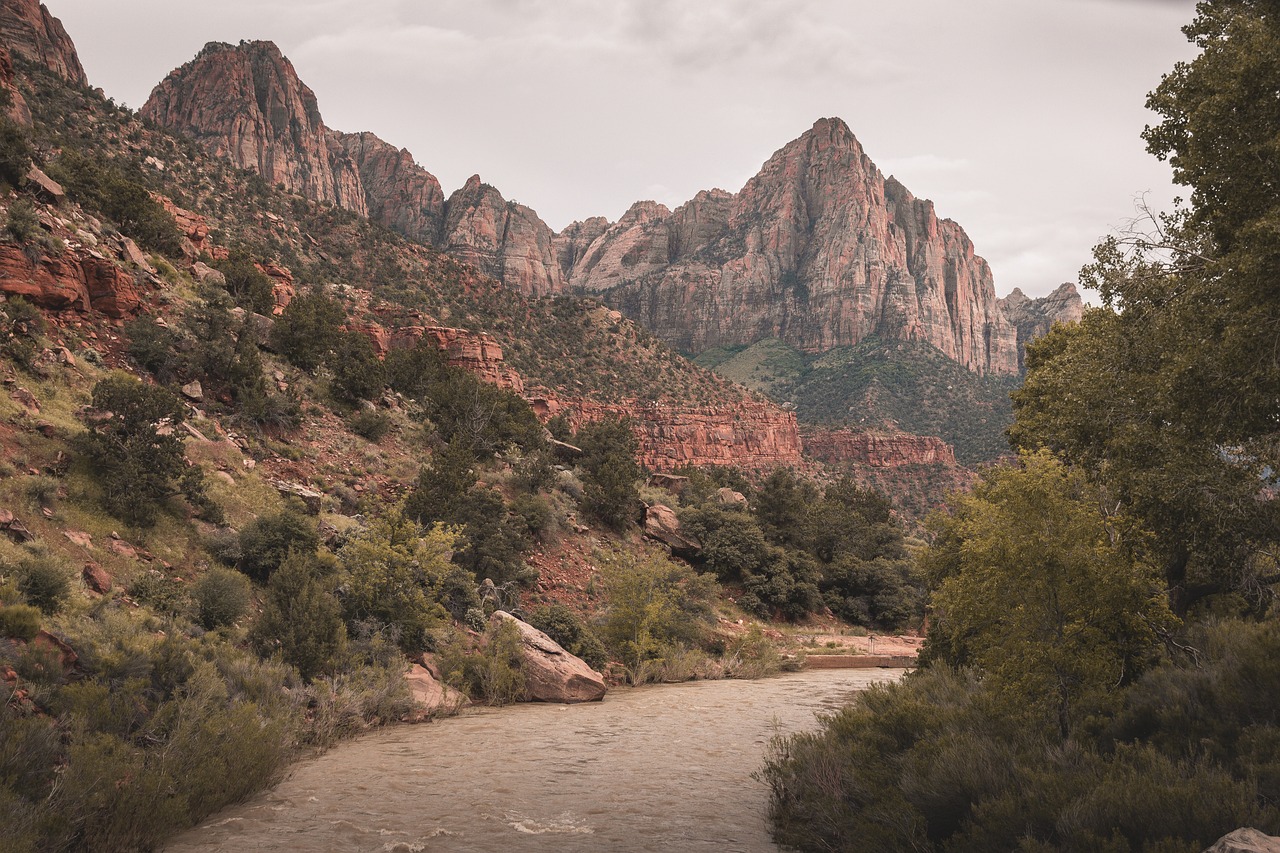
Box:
[237,510,319,582]
[921,452,1175,737]
[213,248,274,315]
[270,290,344,371]
[78,375,209,527]
[575,417,642,531]
[251,549,347,681]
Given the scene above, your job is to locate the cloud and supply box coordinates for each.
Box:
[880,154,972,175]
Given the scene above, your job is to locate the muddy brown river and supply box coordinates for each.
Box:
[166,669,904,852]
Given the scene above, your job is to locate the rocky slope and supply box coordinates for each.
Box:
[0,0,84,87]
[998,282,1085,370]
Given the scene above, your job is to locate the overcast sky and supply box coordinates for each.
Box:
[50,0,1198,299]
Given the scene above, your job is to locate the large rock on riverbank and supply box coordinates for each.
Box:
[491,611,607,704]
[1204,829,1280,853]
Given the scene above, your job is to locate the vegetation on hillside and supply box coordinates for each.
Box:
[764,3,1280,849]
[696,336,1018,464]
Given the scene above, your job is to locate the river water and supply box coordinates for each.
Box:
[166,669,904,852]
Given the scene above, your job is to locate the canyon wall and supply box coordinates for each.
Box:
[802,429,957,468]
[0,0,85,86]
[997,282,1085,370]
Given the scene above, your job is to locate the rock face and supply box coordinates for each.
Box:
[0,45,30,125]
[403,663,468,720]
[442,175,565,297]
[339,131,446,246]
[530,395,804,472]
[1203,828,1280,853]
[141,41,366,216]
[490,611,607,704]
[0,0,87,86]
[559,119,1019,376]
[0,243,142,318]
[997,282,1085,370]
[386,322,524,393]
[643,504,702,558]
[802,430,958,467]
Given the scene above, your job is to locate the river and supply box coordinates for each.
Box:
[166,668,905,852]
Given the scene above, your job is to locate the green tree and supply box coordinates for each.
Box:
[214,248,274,314]
[328,330,386,406]
[270,289,344,371]
[921,452,1176,737]
[78,374,209,527]
[237,510,319,583]
[575,417,642,531]
[250,549,347,681]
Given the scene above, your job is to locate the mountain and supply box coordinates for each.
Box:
[559,119,1020,376]
[0,0,84,87]
[998,282,1085,370]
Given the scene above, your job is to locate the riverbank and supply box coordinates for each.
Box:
[165,668,907,852]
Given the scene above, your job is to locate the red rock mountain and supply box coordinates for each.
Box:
[557,119,1019,375]
[0,0,85,86]
[997,282,1085,370]
[142,43,1061,377]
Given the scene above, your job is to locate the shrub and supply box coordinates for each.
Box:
[270,290,344,371]
[347,409,391,442]
[328,330,385,406]
[214,248,274,314]
[575,417,642,531]
[15,553,71,614]
[238,510,319,582]
[77,375,198,527]
[127,572,189,617]
[0,117,33,187]
[124,314,180,380]
[0,604,41,640]
[5,199,40,243]
[0,296,45,369]
[192,567,252,630]
[438,619,527,705]
[251,549,347,681]
[48,149,183,255]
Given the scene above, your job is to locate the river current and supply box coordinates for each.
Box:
[166,668,904,852]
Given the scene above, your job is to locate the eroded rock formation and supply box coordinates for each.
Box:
[997,282,1085,370]
[530,395,804,472]
[0,45,30,125]
[442,175,564,297]
[802,430,958,468]
[559,119,1020,375]
[0,0,86,86]
[0,243,141,318]
[339,131,446,246]
[141,41,366,215]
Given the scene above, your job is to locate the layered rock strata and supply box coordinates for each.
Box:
[441,175,564,297]
[339,131,446,246]
[802,430,958,468]
[141,41,366,215]
[529,395,804,472]
[0,0,86,86]
[0,45,30,125]
[557,119,1020,375]
[0,243,141,318]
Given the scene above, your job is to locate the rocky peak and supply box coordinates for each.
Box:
[141,40,366,216]
[0,0,86,86]
[564,117,1018,375]
[339,131,446,245]
[998,282,1085,370]
[442,175,564,297]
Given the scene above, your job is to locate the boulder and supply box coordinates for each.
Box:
[403,663,468,721]
[490,611,607,704]
[270,479,325,514]
[1204,829,1280,853]
[643,503,702,558]
[181,380,204,401]
[82,562,112,594]
[715,487,749,509]
[24,166,64,203]
[648,473,690,495]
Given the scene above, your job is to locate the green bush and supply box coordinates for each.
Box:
[238,510,319,582]
[575,417,642,531]
[127,572,189,618]
[5,199,40,243]
[0,604,41,640]
[0,296,45,370]
[0,117,33,187]
[48,149,183,255]
[270,289,344,371]
[214,248,274,314]
[328,330,385,406]
[192,567,252,630]
[14,553,71,615]
[347,409,391,442]
[124,314,180,380]
[438,619,527,705]
[251,549,347,681]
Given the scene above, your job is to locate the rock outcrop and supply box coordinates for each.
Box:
[0,238,145,318]
[490,611,607,704]
[403,663,468,720]
[386,322,524,393]
[802,430,958,468]
[997,282,1085,370]
[339,131,446,246]
[530,395,804,471]
[0,45,31,125]
[0,0,87,86]
[559,119,1019,376]
[141,41,366,216]
[442,175,564,297]
[643,503,702,558]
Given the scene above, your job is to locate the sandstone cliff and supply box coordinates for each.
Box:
[0,44,30,124]
[802,429,957,468]
[529,395,803,472]
[442,175,565,297]
[560,119,1019,376]
[0,0,85,86]
[141,41,366,216]
[997,282,1084,370]
[339,131,446,246]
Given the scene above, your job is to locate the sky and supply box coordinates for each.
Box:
[49,0,1199,299]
